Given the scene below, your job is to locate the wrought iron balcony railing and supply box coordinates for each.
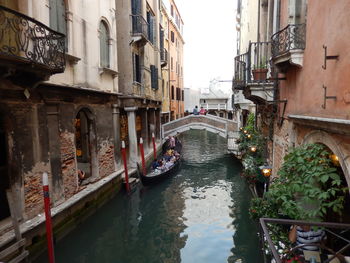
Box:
[233,41,274,88]
[271,23,306,58]
[0,5,66,73]
[160,48,168,65]
[131,14,148,40]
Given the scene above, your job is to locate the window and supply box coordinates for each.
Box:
[171,5,174,17]
[171,31,174,43]
[150,65,158,90]
[133,53,141,83]
[171,57,173,71]
[147,10,155,44]
[50,0,67,50]
[99,21,110,68]
[182,90,184,101]
[176,87,180,101]
[171,86,175,100]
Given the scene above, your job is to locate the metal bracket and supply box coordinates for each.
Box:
[322,45,339,70]
[322,85,337,109]
[267,100,287,127]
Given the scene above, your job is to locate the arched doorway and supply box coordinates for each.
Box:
[302,131,350,222]
[75,109,97,180]
[0,115,10,220]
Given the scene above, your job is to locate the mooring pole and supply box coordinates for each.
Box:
[42,172,55,263]
[139,137,147,176]
[152,132,157,160]
[121,141,130,193]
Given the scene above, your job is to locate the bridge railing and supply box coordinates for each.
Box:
[162,114,238,139]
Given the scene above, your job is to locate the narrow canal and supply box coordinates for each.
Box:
[35,130,262,263]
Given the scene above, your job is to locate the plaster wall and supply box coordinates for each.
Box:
[279,1,350,120]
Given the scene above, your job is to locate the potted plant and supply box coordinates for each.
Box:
[252,59,268,81]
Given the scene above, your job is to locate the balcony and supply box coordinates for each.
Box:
[131,14,148,46]
[0,5,66,86]
[200,103,227,111]
[160,48,168,67]
[232,42,274,104]
[271,23,306,71]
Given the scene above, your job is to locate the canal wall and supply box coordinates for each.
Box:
[0,142,163,260]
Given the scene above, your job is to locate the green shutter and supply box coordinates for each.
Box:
[49,0,58,30]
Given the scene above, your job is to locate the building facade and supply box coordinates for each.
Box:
[166,0,184,120]
[0,0,168,257]
[234,0,350,200]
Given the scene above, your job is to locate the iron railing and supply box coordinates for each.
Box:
[233,52,247,88]
[160,48,168,64]
[233,41,274,88]
[0,5,66,73]
[271,24,306,57]
[131,14,148,40]
[260,218,350,263]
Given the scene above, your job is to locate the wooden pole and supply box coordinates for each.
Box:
[42,172,55,263]
[139,138,147,176]
[152,132,157,160]
[121,141,130,193]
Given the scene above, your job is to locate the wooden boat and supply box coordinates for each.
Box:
[140,139,182,185]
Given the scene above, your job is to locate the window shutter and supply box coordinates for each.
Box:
[155,67,158,90]
[49,0,58,30]
[57,0,66,35]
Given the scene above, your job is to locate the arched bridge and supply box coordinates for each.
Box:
[161,115,240,153]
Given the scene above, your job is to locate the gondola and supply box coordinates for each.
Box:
[140,138,182,185]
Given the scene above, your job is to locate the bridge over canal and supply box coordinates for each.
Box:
[161,115,240,153]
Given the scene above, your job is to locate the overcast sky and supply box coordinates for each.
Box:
[176,0,237,91]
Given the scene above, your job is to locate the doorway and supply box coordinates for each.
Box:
[75,110,93,178]
[0,116,10,221]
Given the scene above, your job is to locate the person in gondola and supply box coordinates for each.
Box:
[169,136,176,149]
[152,159,159,170]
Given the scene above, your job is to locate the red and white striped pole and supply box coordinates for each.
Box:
[139,138,147,176]
[42,172,55,263]
[152,132,157,160]
[121,141,130,193]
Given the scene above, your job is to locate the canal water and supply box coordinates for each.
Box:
[35,130,262,263]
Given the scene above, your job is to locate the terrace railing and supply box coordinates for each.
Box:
[271,24,306,58]
[0,5,66,73]
[233,41,274,88]
[131,14,148,40]
[260,218,350,263]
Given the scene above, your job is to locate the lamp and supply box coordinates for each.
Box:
[243,130,248,134]
[250,146,257,153]
[330,154,340,166]
[239,127,243,131]
[259,164,272,177]
[247,134,252,139]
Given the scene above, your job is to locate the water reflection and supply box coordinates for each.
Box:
[34,130,261,263]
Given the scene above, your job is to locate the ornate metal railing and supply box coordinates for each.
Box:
[0,5,66,73]
[232,52,248,88]
[160,48,168,64]
[233,41,274,88]
[271,23,306,57]
[131,14,148,40]
[247,41,274,84]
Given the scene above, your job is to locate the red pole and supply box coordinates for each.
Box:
[121,141,130,193]
[152,132,157,160]
[139,138,147,176]
[42,172,55,263]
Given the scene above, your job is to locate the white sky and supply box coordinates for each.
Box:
[176,0,237,91]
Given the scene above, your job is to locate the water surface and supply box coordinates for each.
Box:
[35,130,262,263]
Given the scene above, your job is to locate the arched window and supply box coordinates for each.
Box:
[171,85,175,100]
[100,21,110,68]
